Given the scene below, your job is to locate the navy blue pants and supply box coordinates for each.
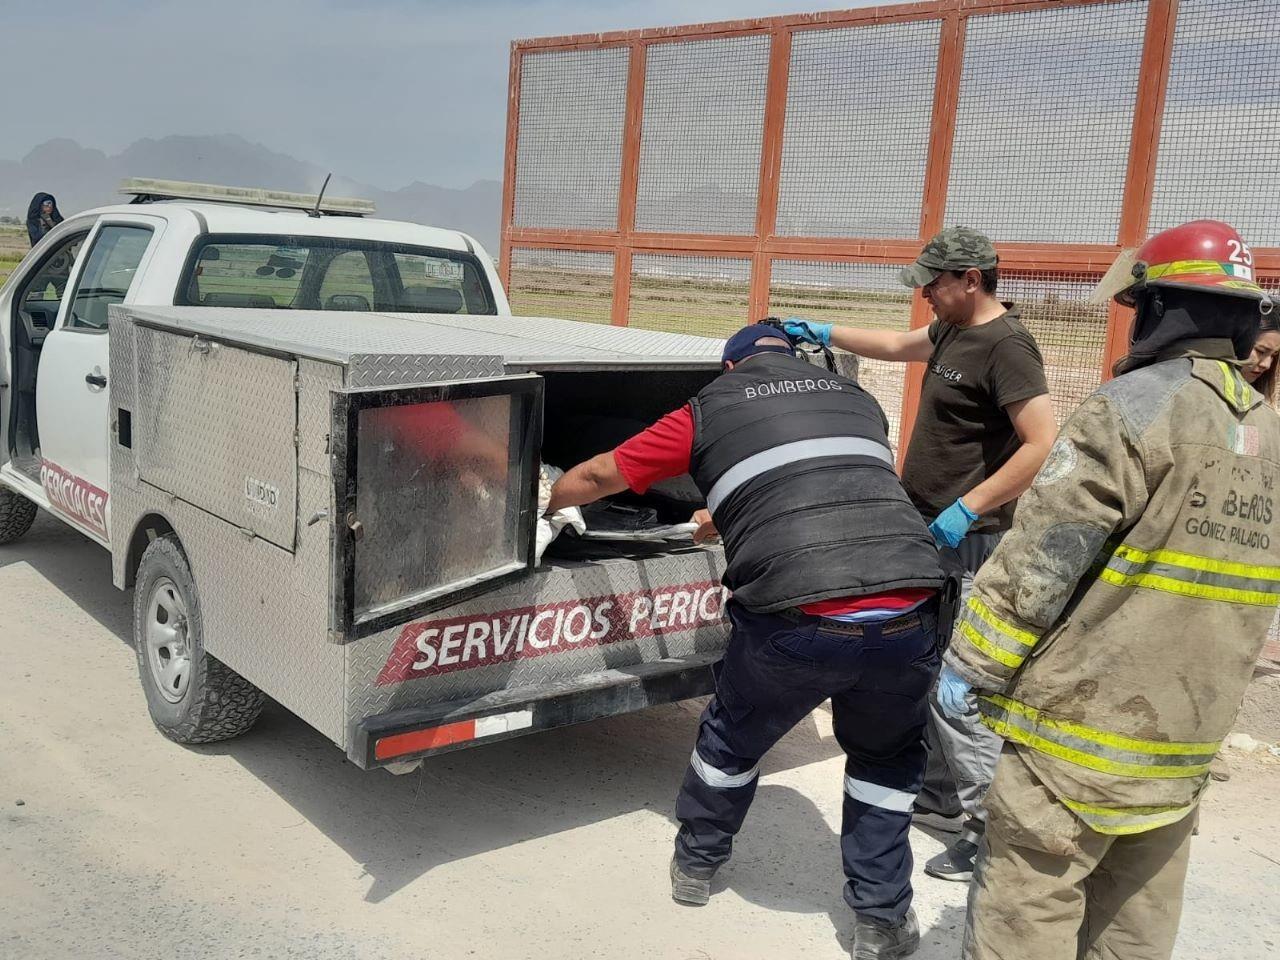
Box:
[674,599,941,922]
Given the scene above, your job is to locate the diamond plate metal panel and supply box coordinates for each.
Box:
[135,326,299,551]
[945,2,1146,242]
[108,310,141,585]
[296,359,340,476]
[345,354,505,389]
[344,548,731,732]
[107,484,349,744]
[121,306,725,369]
[107,343,347,743]
[167,468,345,744]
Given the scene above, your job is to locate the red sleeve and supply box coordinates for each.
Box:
[612,404,695,494]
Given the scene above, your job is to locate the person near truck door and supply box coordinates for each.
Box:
[785,226,1056,882]
[942,219,1280,960]
[26,192,63,246]
[548,324,951,959]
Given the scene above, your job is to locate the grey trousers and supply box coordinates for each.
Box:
[916,531,1004,843]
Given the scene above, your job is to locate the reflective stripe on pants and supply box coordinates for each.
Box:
[674,599,940,924]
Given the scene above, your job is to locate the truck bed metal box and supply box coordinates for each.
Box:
[107,305,748,768]
[133,326,299,551]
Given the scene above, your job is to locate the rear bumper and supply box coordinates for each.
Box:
[351,652,718,768]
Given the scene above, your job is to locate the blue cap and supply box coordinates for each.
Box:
[721,323,796,365]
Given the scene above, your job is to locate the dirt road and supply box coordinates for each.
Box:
[3,513,1279,959]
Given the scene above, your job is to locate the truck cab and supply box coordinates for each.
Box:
[1,179,508,545]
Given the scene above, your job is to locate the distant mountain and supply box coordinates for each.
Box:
[0,134,502,253]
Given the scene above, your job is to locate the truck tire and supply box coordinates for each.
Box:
[0,488,39,544]
[133,534,265,743]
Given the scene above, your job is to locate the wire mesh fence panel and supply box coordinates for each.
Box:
[634,36,772,235]
[629,254,752,336]
[999,273,1109,424]
[513,47,630,230]
[508,248,616,324]
[768,260,913,448]
[1148,0,1280,246]
[776,20,941,239]
[506,1,1280,452]
[945,2,1147,243]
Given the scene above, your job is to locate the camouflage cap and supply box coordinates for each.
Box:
[898,226,999,288]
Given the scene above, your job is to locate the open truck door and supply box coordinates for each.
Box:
[330,376,543,642]
[35,216,164,543]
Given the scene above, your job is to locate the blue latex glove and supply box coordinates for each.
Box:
[937,665,972,719]
[781,317,832,348]
[928,498,979,550]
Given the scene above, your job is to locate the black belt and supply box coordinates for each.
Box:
[777,603,932,638]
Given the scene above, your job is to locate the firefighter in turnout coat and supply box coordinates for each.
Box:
[940,220,1280,960]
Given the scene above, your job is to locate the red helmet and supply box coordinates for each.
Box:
[1092,219,1271,309]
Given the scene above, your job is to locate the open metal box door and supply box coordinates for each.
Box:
[331,375,543,642]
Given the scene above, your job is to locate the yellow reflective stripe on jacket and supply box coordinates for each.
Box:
[1060,797,1198,836]
[1100,543,1280,607]
[1216,360,1254,410]
[956,597,1039,669]
[979,694,1219,779]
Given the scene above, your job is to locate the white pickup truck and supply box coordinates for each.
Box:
[1,180,732,770]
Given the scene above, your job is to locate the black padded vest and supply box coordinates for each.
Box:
[689,353,943,612]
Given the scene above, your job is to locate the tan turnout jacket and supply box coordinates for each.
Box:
[947,341,1280,834]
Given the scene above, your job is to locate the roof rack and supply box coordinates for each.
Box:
[119,178,376,216]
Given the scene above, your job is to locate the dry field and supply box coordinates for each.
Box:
[0,224,27,288]
[508,266,1111,438]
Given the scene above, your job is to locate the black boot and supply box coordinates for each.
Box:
[669,857,712,906]
[852,908,920,959]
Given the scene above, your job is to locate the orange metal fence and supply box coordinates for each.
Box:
[500,0,1280,453]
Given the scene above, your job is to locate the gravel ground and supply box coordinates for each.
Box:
[3,512,1279,960]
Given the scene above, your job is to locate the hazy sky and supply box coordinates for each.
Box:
[4,0,875,190]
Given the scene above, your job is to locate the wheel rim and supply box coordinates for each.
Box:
[145,577,192,703]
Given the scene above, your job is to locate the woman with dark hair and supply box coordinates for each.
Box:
[1243,311,1279,404]
[26,192,64,246]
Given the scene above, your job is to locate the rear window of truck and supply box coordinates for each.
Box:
[177,234,496,314]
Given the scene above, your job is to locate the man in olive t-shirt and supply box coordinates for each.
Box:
[784,227,1056,883]
[903,309,1049,532]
